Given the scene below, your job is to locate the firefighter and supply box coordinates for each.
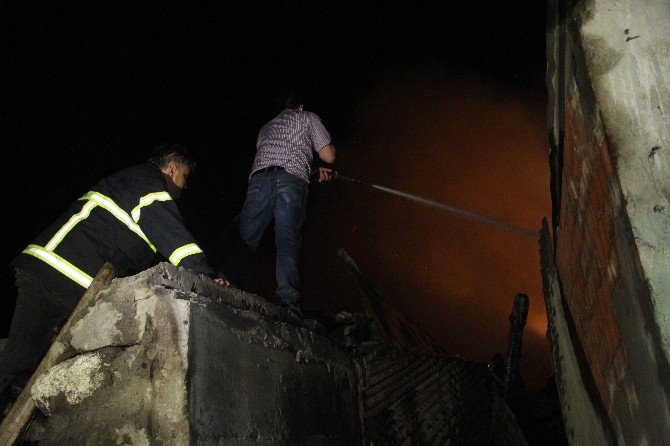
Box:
[0,143,223,398]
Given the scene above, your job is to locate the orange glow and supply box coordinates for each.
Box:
[248,70,554,388]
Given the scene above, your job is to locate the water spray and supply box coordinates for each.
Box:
[329,171,539,239]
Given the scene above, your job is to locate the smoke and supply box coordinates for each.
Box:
[301,69,553,387]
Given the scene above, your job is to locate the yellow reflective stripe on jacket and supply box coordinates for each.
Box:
[23,244,93,289]
[82,191,157,252]
[45,200,99,251]
[131,192,172,223]
[169,243,203,266]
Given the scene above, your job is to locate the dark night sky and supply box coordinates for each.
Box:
[2,2,550,386]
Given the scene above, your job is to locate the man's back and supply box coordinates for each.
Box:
[252,109,331,183]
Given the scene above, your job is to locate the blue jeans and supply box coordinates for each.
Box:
[236,170,308,303]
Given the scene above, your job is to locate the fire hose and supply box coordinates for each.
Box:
[322,170,539,239]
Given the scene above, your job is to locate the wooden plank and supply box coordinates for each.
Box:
[0,262,116,445]
[539,218,612,444]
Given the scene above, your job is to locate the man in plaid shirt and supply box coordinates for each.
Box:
[222,93,336,315]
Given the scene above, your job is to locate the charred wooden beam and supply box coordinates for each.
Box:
[503,293,529,400]
[337,248,446,356]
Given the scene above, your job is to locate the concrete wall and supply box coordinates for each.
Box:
[547,0,670,443]
[30,268,194,445]
[29,264,360,445]
[187,287,358,444]
[20,263,529,444]
[575,2,670,335]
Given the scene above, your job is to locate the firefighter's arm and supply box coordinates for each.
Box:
[136,196,215,276]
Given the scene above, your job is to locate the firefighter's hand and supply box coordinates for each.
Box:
[198,273,230,286]
[213,278,230,286]
[317,167,334,182]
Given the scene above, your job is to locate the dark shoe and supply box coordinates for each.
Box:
[279,301,304,319]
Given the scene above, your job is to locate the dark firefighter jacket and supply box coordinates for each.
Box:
[12,163,214,302]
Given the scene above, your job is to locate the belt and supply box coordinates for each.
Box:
[252,166,285,176]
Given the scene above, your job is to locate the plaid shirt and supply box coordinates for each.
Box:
[251,109,332,182]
